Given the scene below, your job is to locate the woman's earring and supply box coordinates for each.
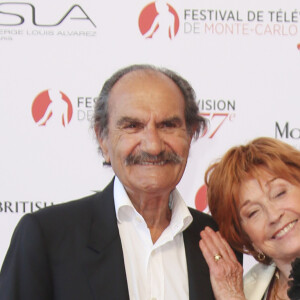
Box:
[257,252,266,262]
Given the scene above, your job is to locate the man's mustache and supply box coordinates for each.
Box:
[125,151,183,166]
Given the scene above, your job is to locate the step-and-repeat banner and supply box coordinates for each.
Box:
[1,0,300,272]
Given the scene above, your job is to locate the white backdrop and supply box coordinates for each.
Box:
[1,0,300,273]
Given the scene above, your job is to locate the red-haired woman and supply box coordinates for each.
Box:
[200,137,300,300]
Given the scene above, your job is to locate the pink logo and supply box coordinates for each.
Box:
[195,184,208,212]
[32,89,73,127]
[138,1,179,40]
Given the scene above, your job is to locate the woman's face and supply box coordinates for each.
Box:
[239,171,300,264]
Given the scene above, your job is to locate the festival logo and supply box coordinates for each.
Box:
[138,0,179,40]
[31,89,73,127]
[183,9,299,37]
[195,184,208,212]
[198,99,236,138]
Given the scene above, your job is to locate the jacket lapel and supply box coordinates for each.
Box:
[82,182,225,300]
[184,209,216,300]
[84,179,130,300]
[184,209,243,300]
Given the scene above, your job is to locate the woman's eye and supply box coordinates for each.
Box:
[276,190,286,198]
[248,211,258,218]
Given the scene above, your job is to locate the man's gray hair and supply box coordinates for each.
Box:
[93,64,206,140]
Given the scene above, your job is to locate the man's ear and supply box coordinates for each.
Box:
[188,127,196,143]
[99,137,110,163]
[189,123,200,141]
[95,127,110,164]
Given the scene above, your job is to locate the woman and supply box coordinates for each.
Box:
[199,137,300,300]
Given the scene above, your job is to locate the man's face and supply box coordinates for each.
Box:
[98,70,193,199]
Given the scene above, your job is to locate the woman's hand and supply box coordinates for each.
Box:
[199,227,246,300]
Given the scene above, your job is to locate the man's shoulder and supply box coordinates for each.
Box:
[14,192,100,238]
[19,180,115,232]
[34,191,101,218]
[187,207,218,231]
[33,179,114,220]
[12,181,115,246]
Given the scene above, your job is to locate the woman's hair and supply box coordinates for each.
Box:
[205,137,300,264]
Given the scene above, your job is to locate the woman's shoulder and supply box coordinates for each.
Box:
[244,262,276,300]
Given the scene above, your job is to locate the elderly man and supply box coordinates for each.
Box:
[0,65,237,300]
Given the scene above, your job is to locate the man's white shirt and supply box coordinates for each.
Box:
[114,177,193,300]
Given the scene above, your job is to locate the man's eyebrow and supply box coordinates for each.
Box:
[116,117,141,127]
[159,116,183,125]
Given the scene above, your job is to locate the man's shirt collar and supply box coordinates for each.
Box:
[114,176,193,236]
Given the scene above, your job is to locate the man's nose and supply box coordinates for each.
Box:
[141,126,165,155]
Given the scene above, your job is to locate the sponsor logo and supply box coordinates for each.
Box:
[32,89,73,127]
[275,122,300,150]
[0,201,54,214]
[199,99,236,138]
[195,184,207,212]
[0,3,96,41]
[275,122,300,139]
[138,0,179,40]
[0,3,95,27]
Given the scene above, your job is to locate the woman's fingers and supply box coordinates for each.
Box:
[200,227,230,262]
[199,227,245,300]
[199,234,217,268]
[217,231,239,260]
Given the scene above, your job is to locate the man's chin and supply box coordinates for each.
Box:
[136,181,174,194]
[134,173,181,190]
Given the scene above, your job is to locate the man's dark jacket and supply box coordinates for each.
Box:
[0,179,237,300]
